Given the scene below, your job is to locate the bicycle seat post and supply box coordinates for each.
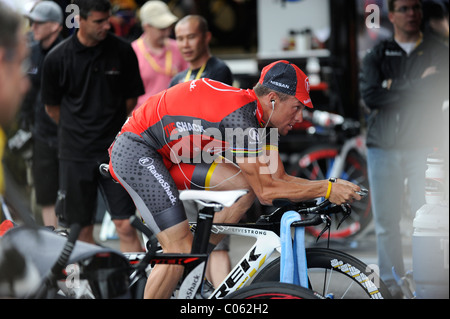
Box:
[191,205,217,254]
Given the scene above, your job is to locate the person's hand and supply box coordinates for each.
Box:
[328,179,361,205]
[421,66,437,78]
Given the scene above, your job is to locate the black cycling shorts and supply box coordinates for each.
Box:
[109,132,215,234]
[32,139,59,206]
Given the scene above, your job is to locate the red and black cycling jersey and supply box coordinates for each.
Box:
[118,78,278,165]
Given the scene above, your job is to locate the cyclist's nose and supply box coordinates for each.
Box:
[295,109,304,122]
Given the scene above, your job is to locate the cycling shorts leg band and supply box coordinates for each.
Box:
[168,160,218,190]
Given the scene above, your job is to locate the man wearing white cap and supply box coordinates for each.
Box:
[26,0,63,26]
[131,0,187,109]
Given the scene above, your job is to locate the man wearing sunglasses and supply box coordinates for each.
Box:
[360,0,449,298]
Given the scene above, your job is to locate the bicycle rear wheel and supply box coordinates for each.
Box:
[252,248,392,299]
[225,282,321,299]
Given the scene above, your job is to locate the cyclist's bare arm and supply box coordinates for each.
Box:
[45,104,60,124]
[237,151,361,206]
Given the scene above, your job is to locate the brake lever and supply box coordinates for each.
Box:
[316,214,332,242]
[334,188,367,229]
[355,188,369,198]
[337,204,352,230]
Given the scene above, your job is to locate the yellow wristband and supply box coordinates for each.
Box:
[325,181,332,199]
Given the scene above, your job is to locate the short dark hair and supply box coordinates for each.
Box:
[0,3,23,61]
[253,83,291,101]
[388,0,422,12]
[177,15,209,34]
[71,0,111,19]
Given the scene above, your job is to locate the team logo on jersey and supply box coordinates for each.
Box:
[248,128,260,144]
[189,80,198,91]
[385,50,402,56]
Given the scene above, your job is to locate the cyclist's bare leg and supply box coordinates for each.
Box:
[144,219,193,299]
[41,205,58,228]
[78,225,95,244]
[207,162,255,245]
[145,162,254,297]
[113,219,144,252]
[206,250,231,287]
[201,162,255,286]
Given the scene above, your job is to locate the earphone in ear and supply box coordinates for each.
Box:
[271,100,275,109]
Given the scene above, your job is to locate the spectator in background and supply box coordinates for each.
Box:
[169,14,233,289]
[109,0,142,42]
[169,15,233,87]
[41,0,145,251]
[359,0,449,298]
[422,0,449,45]
[0,2,30,196]
[19,0,64,228]
[132,0,187,108]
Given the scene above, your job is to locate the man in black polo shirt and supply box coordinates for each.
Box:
[42,0,145,250]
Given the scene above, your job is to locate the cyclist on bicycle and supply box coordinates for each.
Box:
[109,60,363,298]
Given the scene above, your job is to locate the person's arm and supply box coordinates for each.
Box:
[41,48,63,122]
[236,151,361,206]
[359,46,402,110]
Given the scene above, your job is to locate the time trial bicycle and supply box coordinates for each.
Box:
[118,187,391,299]
[2,182,391,299]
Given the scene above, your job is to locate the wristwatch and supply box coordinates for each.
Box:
[328,177,337,183]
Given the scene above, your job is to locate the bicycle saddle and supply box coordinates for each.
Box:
[179,189,248,207]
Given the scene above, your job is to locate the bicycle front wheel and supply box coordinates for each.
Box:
[252,248,392,299]
[225,282,321,299]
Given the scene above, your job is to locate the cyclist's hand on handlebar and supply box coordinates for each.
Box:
[328,179,362,205]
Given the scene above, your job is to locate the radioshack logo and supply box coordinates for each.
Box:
[139,157,177,205]
[139,157,154,167]
[248,128,260,144]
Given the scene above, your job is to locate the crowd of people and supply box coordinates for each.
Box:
[0,0,448,299]
[1,0,239,293]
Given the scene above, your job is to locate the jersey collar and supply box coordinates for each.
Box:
[248,89,266,127]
